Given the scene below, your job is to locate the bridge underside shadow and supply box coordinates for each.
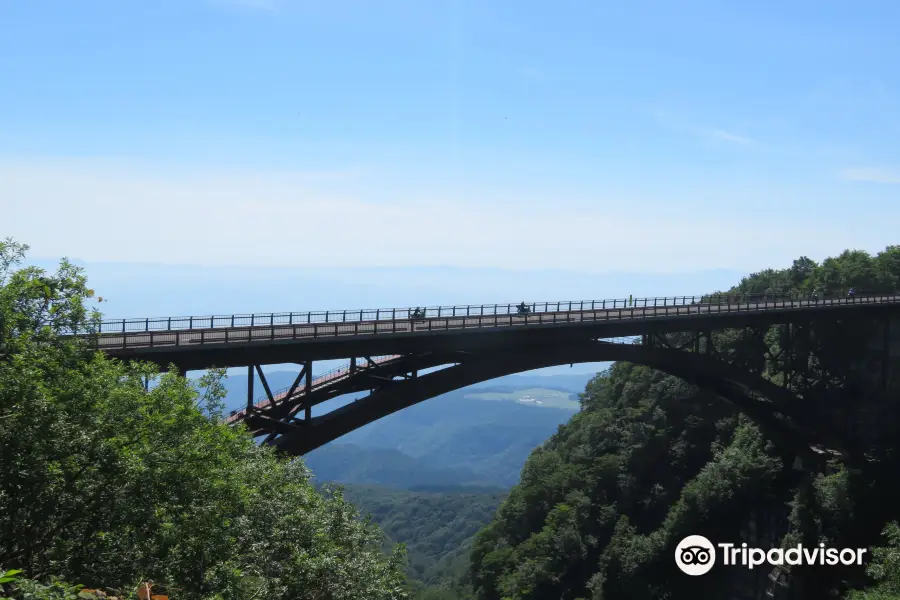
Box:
[250,340,857,467]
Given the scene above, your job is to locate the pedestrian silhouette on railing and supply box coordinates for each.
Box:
[811,289,819,302]
[848,287,856,298]
[409,307,425,319]
[517,302,531,315]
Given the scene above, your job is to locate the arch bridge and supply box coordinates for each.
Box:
[88,292,900,466]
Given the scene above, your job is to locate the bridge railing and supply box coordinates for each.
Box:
[91,290,877,334]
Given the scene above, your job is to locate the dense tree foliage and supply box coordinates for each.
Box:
[845,522,900,600]
[0,238,407,599]
[468,246,900,599]
[337,484,505,590]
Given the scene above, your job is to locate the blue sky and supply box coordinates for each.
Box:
[3,0,899,292]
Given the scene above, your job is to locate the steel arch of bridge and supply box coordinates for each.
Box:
[234,338,858,466]
[84,292,900,466]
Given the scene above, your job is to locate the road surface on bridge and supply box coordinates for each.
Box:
[91,293,900,353]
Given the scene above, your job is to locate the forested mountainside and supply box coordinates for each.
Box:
[335,484,506,593]
[466,247,900,600]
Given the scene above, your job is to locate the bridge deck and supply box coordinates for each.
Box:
[91,294,900,353]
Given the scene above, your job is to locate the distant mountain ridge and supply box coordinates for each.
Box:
[302,444,496,488]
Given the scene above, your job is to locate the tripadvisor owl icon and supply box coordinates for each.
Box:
[676,535,716,575]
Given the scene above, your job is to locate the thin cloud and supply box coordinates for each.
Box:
[839,167,900,184]
[645,108,756,147]
[705,129,753,145]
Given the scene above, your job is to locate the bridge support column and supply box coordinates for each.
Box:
[304,360,312,420]
[246,365,254,412]
[305,361,312,394]
[784,324,793,391]
[883,316,891,393]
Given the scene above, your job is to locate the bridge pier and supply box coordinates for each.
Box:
[783,323,793,391]
[246,365,253,412]
[853,315,900,449]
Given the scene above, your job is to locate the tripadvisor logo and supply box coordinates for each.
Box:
[675,535,867,576]
[676,535,716,575]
